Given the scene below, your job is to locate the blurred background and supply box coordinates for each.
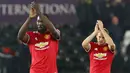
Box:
[0,0,130,73]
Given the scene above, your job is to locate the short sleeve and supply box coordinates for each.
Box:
[22,31,34,45]
[88,42,96,53]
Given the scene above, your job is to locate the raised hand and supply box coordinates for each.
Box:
[94,23,100,34]
[97,20,104,29]
[29,1,40,18]
[30,1,41,14]
[29,7,37,18]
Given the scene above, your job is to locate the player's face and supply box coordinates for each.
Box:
[96,32,106,45]
[36,16,47,33]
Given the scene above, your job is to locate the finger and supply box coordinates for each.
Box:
[31,1,35,4]
[31,1,36,6]
[95,24,98,29]
[97,20,100,22]
[95,24,97,27]
[96,20,99,24]
[96,24,98,27]
[99,20,103,24]
[96,24,98,26]
[30,3,34,7]
[30,4,33,8]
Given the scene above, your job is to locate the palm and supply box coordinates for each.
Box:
[97,20,103,28]
[29,8,37,18]
[94,24,99,33]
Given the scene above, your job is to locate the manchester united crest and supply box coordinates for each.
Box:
[103,47,108,51]
[44,34,51,39]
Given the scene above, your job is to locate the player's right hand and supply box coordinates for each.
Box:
[97,20,104,29]
[29,1,38,18]
[94,23,100,33]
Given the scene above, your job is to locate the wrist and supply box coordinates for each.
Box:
[37,10,41,15]
[93,31,98,35]
[28,17,33,20]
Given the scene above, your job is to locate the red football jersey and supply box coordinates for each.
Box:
[25,31,59,73]
[88,42,114,73]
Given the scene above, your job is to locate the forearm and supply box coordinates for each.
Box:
[38,12,60,39]
[82,31,97,46]
[38,12,56,32]
[17,17,31,40]
[100,28,115,45]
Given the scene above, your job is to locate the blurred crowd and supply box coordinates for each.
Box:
[0,0,130,73]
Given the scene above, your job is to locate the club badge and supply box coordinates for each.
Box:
[44,34,50,39]
[103,46,108,51]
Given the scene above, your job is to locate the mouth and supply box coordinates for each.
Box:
[38,25,43,29]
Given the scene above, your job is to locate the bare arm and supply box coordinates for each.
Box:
[17,17,32,43]
[82,24,99,52]
[32,2,60,40]
[38,12,60,40]
[17,4,37,43]
[97,20,116,52]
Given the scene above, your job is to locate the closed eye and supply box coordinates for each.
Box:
[99,36,104,39]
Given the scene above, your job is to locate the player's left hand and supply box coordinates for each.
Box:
[30,1,41,14]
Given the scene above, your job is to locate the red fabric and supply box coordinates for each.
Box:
[26,31,59,73]
[3,47,11,54]
[88,42,114,73]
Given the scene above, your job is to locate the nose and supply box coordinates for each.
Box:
[99,38,103,41]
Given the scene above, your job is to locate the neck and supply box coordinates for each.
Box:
[113,23,118,25]
[38,30,46,34]
[98,42,106,45]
